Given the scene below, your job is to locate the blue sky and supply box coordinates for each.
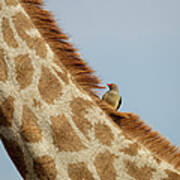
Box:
[1,0,180,179]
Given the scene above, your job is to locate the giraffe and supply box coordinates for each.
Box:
[0,0,180,179]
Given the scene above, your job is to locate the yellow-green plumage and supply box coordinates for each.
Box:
[102,83,122,110]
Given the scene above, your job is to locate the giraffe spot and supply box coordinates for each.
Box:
[5,0,18,6]
[21,105,42,143]
[26,37,47,59]
[94,151,117,180]
[38,66,62,104]
[32,37,47,59]
[0,96,14,127]
[12,12,47,58]
[124,159,155,180]
[33,155,57,180]
[94,123,114,146]
[12,12,33,37]
[50,114,86,152]
[14,54,34,89]
[70,97,93,139]
[68,162,95,180]
[2,18,18,48]
[120,143,139,156]
[0,3,2,11]
[1,136,27,178]
[0,48,8,83]
[162,169,180,180]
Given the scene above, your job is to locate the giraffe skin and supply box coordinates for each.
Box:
[0,0,180,179]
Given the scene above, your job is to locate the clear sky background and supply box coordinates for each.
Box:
[1,0,180,179]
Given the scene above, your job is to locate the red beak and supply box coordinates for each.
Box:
[106,83,111,87]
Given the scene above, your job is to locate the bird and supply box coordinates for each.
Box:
[102,83,122,110]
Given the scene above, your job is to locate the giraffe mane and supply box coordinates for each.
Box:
[21,0,180,171]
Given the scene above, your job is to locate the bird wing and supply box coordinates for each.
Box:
[116,96,122,110]
[102,92,108,101]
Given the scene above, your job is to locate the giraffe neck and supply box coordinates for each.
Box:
[0,0,179,179]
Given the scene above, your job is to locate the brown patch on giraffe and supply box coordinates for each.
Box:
[38,66,62,104]
[68,162,95,180]
[94,123,114,146]
[124,159,156,180]
[0,3,2,10]
[14,54,34,89]
[50,114,86,152]
[4,0,18,6]
[33,155,57,180]
[2,17,18,48]
[94,151,117,180]
[27,37,47,59]
[12,12,33,36]
[0,48,8,83]
[1,136,27,178]
[21,105,42,142]
[0,96,14,127]
[70,97,93,139]
[12,12,47,58]
[120,143,139,156]
[162,169,180,180]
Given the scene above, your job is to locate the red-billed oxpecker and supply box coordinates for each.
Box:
[102,83,122,110]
